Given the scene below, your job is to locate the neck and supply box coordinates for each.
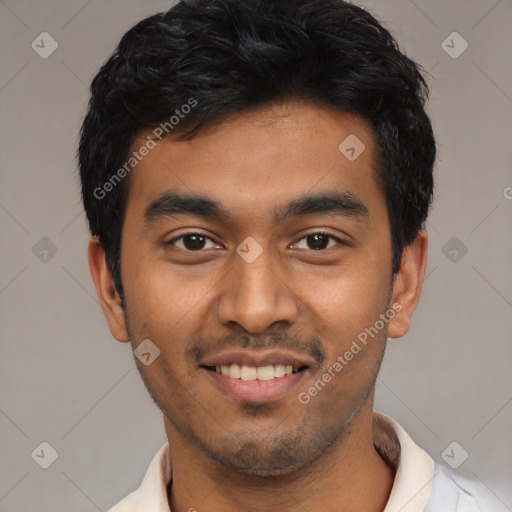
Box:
[165,403,395,512]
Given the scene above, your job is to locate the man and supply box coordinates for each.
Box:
[78,0,505,510]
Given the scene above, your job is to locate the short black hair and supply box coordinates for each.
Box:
[79,0,435,301]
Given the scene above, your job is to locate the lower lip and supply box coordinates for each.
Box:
[203,368,307,403]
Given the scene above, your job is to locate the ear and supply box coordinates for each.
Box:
[88,236,130,343]
[387,229,428,339]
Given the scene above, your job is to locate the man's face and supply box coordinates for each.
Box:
[119,101,395,474]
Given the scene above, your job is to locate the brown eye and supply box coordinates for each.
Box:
[167,233,220,251]
[293,232,344,251]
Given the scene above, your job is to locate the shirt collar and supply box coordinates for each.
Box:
[129,411,434,512]
[374,412,435,512]
[132,441,172,511]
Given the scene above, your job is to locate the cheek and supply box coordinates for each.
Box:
[293,255,391,342]
[123,252,216,333]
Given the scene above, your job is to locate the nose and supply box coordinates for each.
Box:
[215,247,299,334]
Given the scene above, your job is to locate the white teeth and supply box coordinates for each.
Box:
[240,365,258,381]
[274,364,286,377]
[257,365,275,381]
[213,363,302,380]
[228,364,241,378]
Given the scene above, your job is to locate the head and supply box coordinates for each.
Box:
[81,0,434,475]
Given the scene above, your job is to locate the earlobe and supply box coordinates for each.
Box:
[88,236,130,343]
[387,229,429,339]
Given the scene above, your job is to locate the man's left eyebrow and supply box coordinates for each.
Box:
[272,190,370,223]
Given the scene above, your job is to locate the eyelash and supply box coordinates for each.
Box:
[166,231,347,252]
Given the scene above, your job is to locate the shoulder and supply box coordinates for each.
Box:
[106,491,138,512]
[105,442,171,512]
[426,462,508,511]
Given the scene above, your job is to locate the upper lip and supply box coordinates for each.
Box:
[199,349,315,370]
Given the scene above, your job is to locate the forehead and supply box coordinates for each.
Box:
[124,100,385,228]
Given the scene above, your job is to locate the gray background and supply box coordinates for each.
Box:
[1,0,511,510]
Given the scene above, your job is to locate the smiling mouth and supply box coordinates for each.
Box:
[202,364,309,381]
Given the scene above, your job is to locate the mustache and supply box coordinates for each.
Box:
[186,332,326,365]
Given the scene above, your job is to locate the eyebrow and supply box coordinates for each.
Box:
[144,190,369,225]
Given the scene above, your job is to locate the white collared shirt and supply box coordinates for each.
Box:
[107,411,506,511]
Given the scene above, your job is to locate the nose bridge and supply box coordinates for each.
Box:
[215,244,298,333]
[237,252,279,305]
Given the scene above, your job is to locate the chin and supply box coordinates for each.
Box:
[211,452,309,477]
[199,433,326,477]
